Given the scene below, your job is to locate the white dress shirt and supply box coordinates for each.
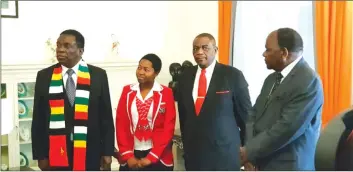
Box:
[279,56,303,83]
[130,82,161,150]
[192,59,217,102]
[269,56,303,93]
[61,60,81,88]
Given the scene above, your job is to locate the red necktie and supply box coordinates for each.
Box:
[195,69,206,116]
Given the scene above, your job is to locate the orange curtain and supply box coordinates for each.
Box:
[315,1,353,128]
[218,1,233,65]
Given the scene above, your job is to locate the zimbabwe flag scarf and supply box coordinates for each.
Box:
[48,60,90,171]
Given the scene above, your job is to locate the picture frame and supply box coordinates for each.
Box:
[1,0,18,18]
[1,84,6,99]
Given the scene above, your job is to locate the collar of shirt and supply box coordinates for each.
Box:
[61,59,81,76]
[197,58,217,78]
[131,81,163,101]
[280,55,303,81]
[193,59,217,102]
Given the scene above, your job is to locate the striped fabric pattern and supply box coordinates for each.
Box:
[73,64,90,170]
[48,61,91,171]
[49,68,65,129]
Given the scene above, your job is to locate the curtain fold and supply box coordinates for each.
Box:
[218,1,233,65]
[315,1,353,128]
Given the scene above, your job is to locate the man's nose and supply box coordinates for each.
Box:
[56,47,66,53]
[138,70,145,75]
[196,48,204,55]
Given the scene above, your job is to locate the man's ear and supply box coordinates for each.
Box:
[155,71,160,77]
[79,48,84,56]
[281,47,289,59]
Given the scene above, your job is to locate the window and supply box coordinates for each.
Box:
[232,1,315,104]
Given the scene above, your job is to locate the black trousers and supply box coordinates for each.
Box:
[119,149,173,171]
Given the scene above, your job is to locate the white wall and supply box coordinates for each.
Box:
[1,1,218,85]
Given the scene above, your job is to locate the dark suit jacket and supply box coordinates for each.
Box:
[245,58,324,170]
[335,109,353,170]
[177,62,251,170]
[31,63,115,170]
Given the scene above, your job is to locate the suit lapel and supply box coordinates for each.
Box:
[152,91,162,129]
[200,63,221,115]
[258,59,305,118]
[185,66,198,115]
[127,90,136,133]
[255,74,275,119]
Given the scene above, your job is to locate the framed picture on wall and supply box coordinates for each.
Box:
[1,0,18,18]
[1,84,6,99]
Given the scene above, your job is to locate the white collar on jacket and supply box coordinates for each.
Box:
[130,81,163,92]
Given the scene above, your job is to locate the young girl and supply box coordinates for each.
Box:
[116,53,176,171]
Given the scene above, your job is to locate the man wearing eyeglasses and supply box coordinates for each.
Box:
[31,29,115,171]
[240,28,324,170]
[176,33,251,170]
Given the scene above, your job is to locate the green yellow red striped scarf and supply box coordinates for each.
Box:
[48,60,90,171]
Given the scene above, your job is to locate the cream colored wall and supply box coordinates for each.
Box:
[1,1,218,85]
[1,2,218,169]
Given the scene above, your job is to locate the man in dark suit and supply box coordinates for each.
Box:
[240,28,324,170]
[177,33,251,170]
[31,29,115,171]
